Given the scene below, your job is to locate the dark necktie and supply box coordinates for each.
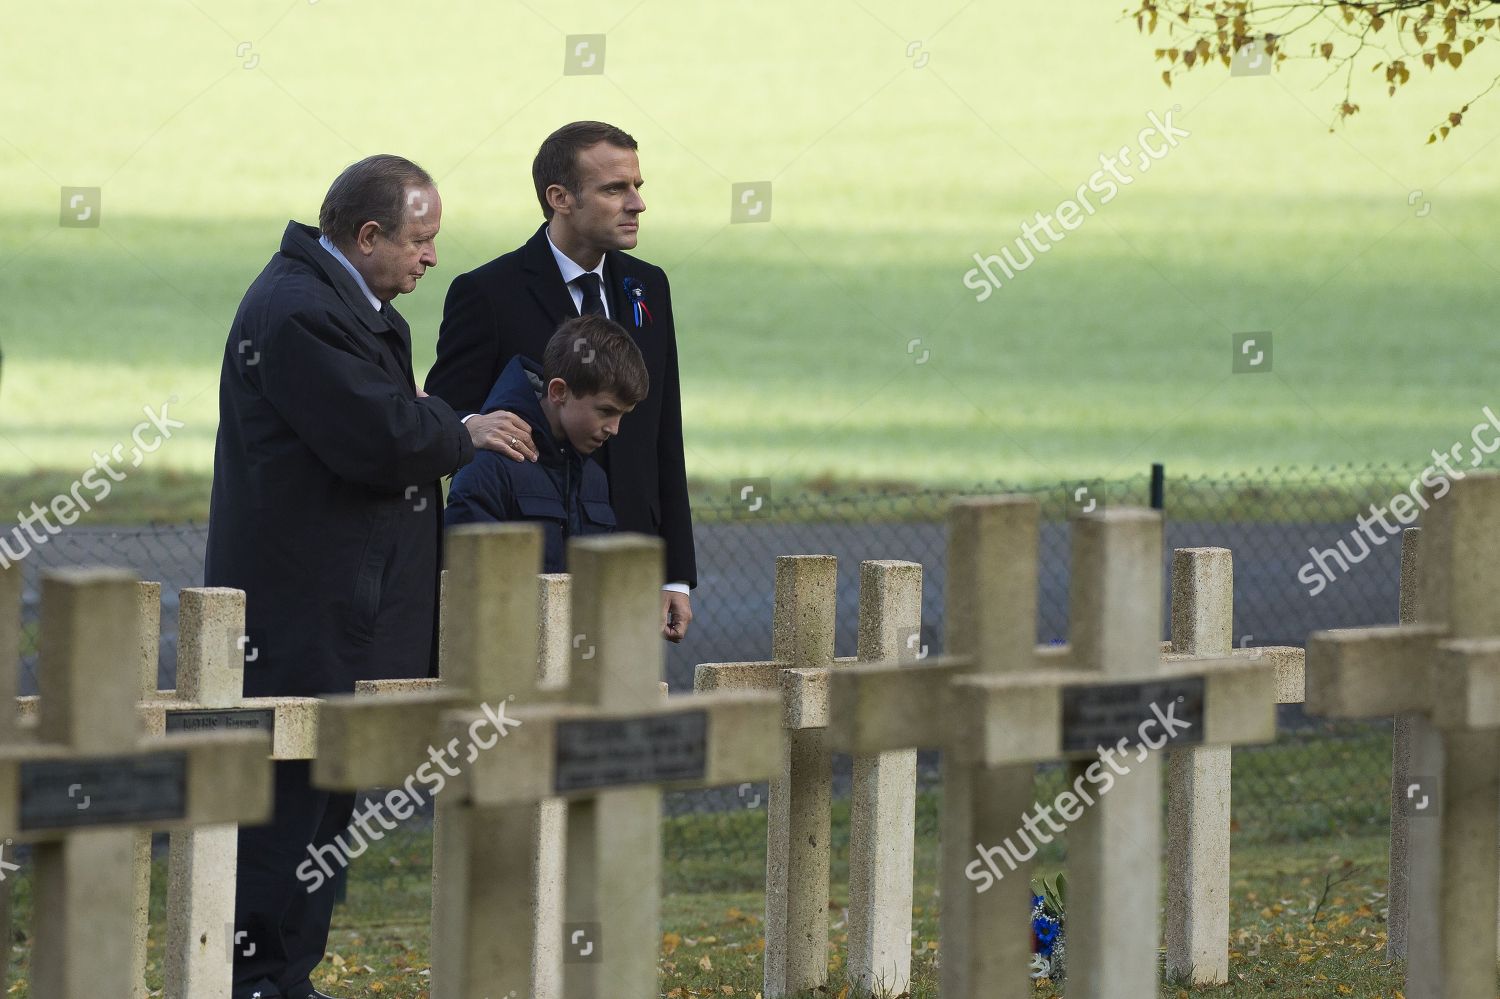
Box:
[573,273,606,317]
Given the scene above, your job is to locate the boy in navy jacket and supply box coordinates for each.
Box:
[444,315,649,570]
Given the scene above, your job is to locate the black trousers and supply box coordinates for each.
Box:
[233,759,356,997]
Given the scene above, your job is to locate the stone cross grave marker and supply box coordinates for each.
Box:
[695,555,924,997]
[17,580,319,999]
[1385,526,1436,960]
[15,575,162,998]
[414,567,569,998]
[348,557,655,998]
[1160,548,1304,984]
[695,555,839,999]
[1306,473,1500,999]
[842,560,924,995]
[314,524,551,999]
[448,533,784,999]
[0,562,20,999]
[140,587,320,998]
[943,509,1276,998]
[0,568,272,996]
[829,499,1278,998]
[829,497,1055,999]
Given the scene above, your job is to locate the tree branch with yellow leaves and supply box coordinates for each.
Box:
[1130,1,1500,141]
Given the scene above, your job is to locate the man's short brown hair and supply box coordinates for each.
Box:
[532,121,638,219]
[543,315,649,406]
[319,154,434,248]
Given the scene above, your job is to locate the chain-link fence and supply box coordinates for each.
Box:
[7,463,1414,879]
[659,462,1412,864]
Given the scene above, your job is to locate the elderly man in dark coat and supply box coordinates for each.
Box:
[205,154,515,999]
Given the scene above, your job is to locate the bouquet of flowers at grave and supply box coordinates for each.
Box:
[1029,873,1066,981]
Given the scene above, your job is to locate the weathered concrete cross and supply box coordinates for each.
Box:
[314,524,552,998]
[1306,473,1500,999]
[695,554,925,995]
[0,568,272,996]
[1159,547,1303,983]
[448,534,784,999]
[830,499,1278,997]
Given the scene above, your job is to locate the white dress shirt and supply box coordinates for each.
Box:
[318,234,382,313]
[546,227,611,319]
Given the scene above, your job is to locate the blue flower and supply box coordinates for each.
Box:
[1033,914,1061,954]
[1030,890,1065,962]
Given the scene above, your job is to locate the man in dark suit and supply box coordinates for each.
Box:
[425,121,696,640]
[207,154,514,999]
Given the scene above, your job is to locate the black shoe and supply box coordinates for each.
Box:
[233,979,282,999]
[292,987,344,999]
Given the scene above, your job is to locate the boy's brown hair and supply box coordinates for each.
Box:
[543,315,649,406]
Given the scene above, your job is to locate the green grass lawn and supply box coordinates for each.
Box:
[4,1,1500,527]
[0,828,1415,999]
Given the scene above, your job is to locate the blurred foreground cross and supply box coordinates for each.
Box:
[0,565,271,996]
[447,533,783,999]
[1306,471,1500,999]
[314,524,564,999]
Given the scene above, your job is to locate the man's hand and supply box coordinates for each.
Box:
[465,409,537,462]
[662,590,692,643]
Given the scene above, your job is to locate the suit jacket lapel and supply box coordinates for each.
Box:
[520,222,577,328]
[294,222,392,336]
[291,223,417,391]
[602,254,631,328]
[377,307,416,391]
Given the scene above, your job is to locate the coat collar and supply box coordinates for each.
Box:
[280,221,403,338]
[483,356,584,474]
[279,221,415,387]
